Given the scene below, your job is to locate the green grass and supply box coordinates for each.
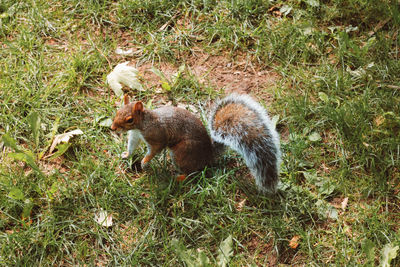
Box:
[1,0,399,265]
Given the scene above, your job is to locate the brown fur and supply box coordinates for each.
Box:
[113,94,281,193]
[214,103,264,142]
[111,97,214,175]
[209,93,281,193]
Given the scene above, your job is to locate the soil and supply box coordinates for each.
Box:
[117,49,280,104]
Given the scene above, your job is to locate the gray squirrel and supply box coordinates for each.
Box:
[111,93,281,193]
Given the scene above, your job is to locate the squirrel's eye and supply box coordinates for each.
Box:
[126,118,134,123]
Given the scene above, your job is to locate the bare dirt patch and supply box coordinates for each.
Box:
[238,233,278,266]
[115,49,280,103]
[41,156,69,176]
[118,222,140,252]
[187,51,279,97]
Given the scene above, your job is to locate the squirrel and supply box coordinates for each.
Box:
[111,93,281,193]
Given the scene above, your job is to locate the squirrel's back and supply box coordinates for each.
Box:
[209,94,281,193]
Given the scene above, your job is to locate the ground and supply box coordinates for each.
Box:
[0,0,399,266]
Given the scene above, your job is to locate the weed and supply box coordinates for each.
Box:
[0,0,399,265]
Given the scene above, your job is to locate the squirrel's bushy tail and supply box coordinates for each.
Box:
[209,94,281,193]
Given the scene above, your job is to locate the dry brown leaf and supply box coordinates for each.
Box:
[235,198,247,212]
[341,197,349,211]
[375,115,385,126]
[49,129,83,154]
[289,235,301,249]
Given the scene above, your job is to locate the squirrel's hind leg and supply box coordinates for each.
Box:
[176,174,187,182]
[170,140,211,175]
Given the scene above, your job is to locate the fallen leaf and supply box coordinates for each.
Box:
[141,192,150,198]
[289,235,300,249]
[217,235,233,267]
[115,48,134,56]
[380,243,399,267]
[308,132,322,142]
[94,209,113,227]
[235,198,246,212]
[327,205,339,220]
[328,53,337,64]
[99,118,113,127]
[279,5,292,16]
[305,0,319,7]
[172,239,211,266]
[341,197,349,211]
[347,66,366,78]
[107,62,144,97]
[375,115,385,126]
[49,129,83,154]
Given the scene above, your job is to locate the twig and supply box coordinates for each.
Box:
[368,18,391,37]
[158,12,180,32]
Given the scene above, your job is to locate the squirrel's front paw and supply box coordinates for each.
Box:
[121,151,130,159]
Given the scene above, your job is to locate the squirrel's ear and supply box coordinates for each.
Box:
[133,101,144,112]
[123,95,130,105]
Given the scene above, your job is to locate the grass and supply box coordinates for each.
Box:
[1,0,399,265]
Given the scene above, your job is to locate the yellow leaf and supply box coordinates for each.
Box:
[289,235,300,249]
[375,116,385,126]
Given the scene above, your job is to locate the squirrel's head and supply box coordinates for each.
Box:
[111,95,144,131]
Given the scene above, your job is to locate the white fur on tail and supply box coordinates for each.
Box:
[209,94,281,193]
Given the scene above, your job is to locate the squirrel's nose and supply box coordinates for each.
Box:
[111,123,117,131]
